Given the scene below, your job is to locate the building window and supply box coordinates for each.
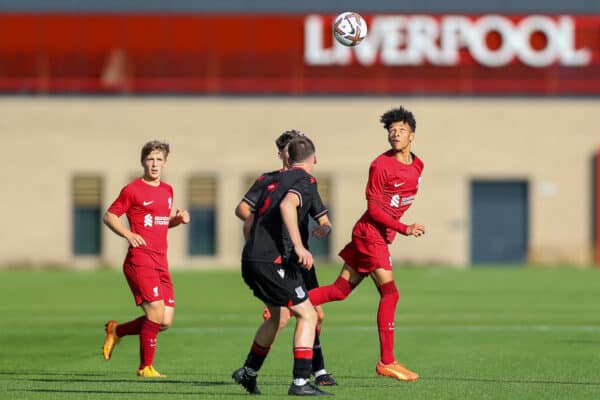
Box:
[308,175,331,258]
[188,176,217,255]
[73,175,102,255]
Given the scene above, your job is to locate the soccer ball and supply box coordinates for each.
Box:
[332,12,368,47]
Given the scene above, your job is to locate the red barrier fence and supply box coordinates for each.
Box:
[0,13,599,94]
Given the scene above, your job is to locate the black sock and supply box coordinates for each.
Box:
[245,341,270,372]
[293,347,313,380]
[312,331,325,373]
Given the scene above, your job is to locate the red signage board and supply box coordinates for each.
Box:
[0,13,598,94]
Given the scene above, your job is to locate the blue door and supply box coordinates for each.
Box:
[471,181,528,264]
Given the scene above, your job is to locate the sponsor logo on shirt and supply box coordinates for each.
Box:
[154,216,170,226]
[401,195,416,206]
[390,194,400,208]
[144,214,170,227]
[143,200,154,206]
[277,269,285,278]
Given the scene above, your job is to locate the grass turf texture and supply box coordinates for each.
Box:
[1,266,600,399]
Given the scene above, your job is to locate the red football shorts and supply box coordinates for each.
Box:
[123,261,175,307]
[339,237,392,274]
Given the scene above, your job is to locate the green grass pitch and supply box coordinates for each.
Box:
[1,266,600,399]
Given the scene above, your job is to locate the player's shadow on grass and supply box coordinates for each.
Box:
[13,388,254,396]
[26,377,231,386]
[0,370,104,377]
[12,378,258,397]
[320,374,600,387]
[429,376,600,386]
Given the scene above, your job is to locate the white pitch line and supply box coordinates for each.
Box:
[171,325,600,334]
[14,324,600,337]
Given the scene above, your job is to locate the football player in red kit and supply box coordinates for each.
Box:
[308,106,425,382]
[102,140,190,378]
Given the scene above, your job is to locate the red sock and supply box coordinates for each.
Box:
[309,277,352,306]
[377,281,400,365]
[139,319,161,369]
[115,316,145,337]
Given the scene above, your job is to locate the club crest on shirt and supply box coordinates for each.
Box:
[277,269,285,278]
[144,214,153,227]
[295,286,306,299]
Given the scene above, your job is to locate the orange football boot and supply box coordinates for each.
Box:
[137,365,166,378]
[376,360,420,381]
[102,320,120,361]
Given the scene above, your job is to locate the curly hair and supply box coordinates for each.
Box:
[275,129,304,151]
[380,106,416,132]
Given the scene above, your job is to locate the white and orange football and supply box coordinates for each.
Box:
[332,12,368,47]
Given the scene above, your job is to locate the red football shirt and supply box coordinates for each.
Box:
[354,150,424,244]
[108,178,174,268]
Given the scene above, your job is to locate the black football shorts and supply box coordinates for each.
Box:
[300,264,319,290]
[242,260,309,307]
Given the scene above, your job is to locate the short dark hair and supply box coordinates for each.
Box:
[141,140,170,163]
[287,136,316,164]
[275,129,304,151]
[380,106,416,132]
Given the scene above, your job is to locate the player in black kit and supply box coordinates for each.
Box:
[232,136,332,396]
[234,130,336,387]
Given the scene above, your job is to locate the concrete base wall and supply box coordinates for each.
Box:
[2,97,598,269]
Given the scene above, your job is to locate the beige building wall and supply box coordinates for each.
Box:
[1,97,598,269]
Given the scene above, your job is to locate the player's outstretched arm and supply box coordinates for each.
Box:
[406,223,426,237]
[103,211,147,247]
[169,208,190,228]
[280,193,314,270]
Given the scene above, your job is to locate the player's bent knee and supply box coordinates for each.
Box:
[333,276,353,300]
[301,309,319,327]
[278,310,291,330]
[293,301,318,323]
[379,281,400,303]
[143,300,166,323]
[387,291,399,303]
[160,320,173,331]
[265,315,280,331]
[160,315,173,332]
[316,307,325,325]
